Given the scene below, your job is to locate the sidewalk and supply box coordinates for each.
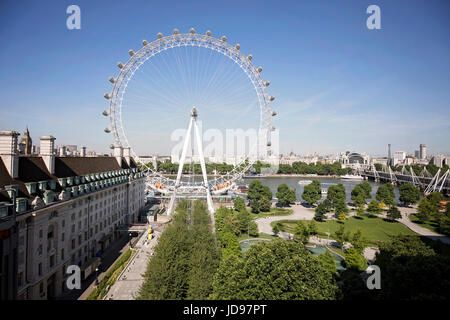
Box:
[104,225,164,300]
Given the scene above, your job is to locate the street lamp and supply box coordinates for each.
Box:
[95,267,99,285]
[129,232,132,247]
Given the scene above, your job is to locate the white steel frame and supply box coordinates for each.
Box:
[104,30,276,195]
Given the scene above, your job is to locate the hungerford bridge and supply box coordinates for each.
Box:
[361,165,450,196]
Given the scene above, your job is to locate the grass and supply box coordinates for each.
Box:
[249,207,293,220]
[274,215,417,245]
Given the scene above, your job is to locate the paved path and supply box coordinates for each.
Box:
[104,226,163,300]
[254,204,315,235]
[396,206,450,244]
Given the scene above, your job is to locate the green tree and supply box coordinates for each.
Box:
[376,183,395,207]
[276,183,296,206]
[399,184,421,206]
[308,220,318,235]
[233,196,246,213]
[301,180,321,206]
[272,223,280,236]
[417,198,436,222]
[247,180,272,213]
[367,200,381,216]
[375,235,450,300]
[386,205,402,221]
[334,225,346,248]
[236,210,251,234]
[317,251,336,276]
[294,221,310,244]
[259,197,271,212]
[248,221,259,237]
[223,213,240,235]
[314,202,327,222]
[351,229,364,253]
[220,230,242,259]
[335,199,349,217]
[344,248,368,272]
[211,239,339,299]
[327,184,346,208]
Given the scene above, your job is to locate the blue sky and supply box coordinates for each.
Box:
[0,0,449,157]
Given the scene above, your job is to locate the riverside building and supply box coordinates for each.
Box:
[0,131,145,300]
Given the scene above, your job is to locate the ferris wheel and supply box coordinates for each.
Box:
[102,28,277,198]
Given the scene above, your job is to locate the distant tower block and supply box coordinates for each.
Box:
[388,144,392,166]
[420,144,426,160]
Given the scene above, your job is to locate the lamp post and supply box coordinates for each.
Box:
[95,267,99,285]
[129,232,132,248]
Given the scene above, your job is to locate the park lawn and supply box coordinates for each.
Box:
[274,216,417,244]
[249,207,293,220]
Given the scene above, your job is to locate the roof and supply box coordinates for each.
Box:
[0,155,137,202]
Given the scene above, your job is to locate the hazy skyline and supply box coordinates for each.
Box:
[0,0,449,157]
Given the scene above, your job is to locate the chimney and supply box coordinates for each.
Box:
[123,147,131,166]
[40,136,56,174]
[0,131,20,178]
[113,145,123,167]
[80,146,86,157]
[59,146,66,157]
[388,144,391,166]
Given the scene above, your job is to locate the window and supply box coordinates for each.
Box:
[39,229,43,239]
[49,255,55,268]
[38,263,42,276]
[61,248,65,260]
[61,233,65,242]
[71,239,75,249]
[38,244,42,255]
[39,282,44,294]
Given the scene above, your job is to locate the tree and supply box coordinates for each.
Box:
[301,180,321,206]
[294,221,310,244]
[317,251,336,276]
[314,202,327,222]
[211,239,339,299]
[335,199,349,217]
[327,184,346,208]
[272,223,280,236]
[417,198,436,222]
[367,200,381,216]
[353,195,366,216]
[334,225,346,248]
[337,212,347,223]
[308,220,318,235]
[248,221,259,237]
[259,197,271,212]
[276,183,296,206]
[247,180,273,213]
[233,196,246,213]
[386,205,402,221]
[223,213,240,235]
[236,210,251,234]
[220,230,242,259]
[344,248,368,272]
[399,184,421,206]
[351,229,364,253]
[376,183,395,207]
[374,235,450,300]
